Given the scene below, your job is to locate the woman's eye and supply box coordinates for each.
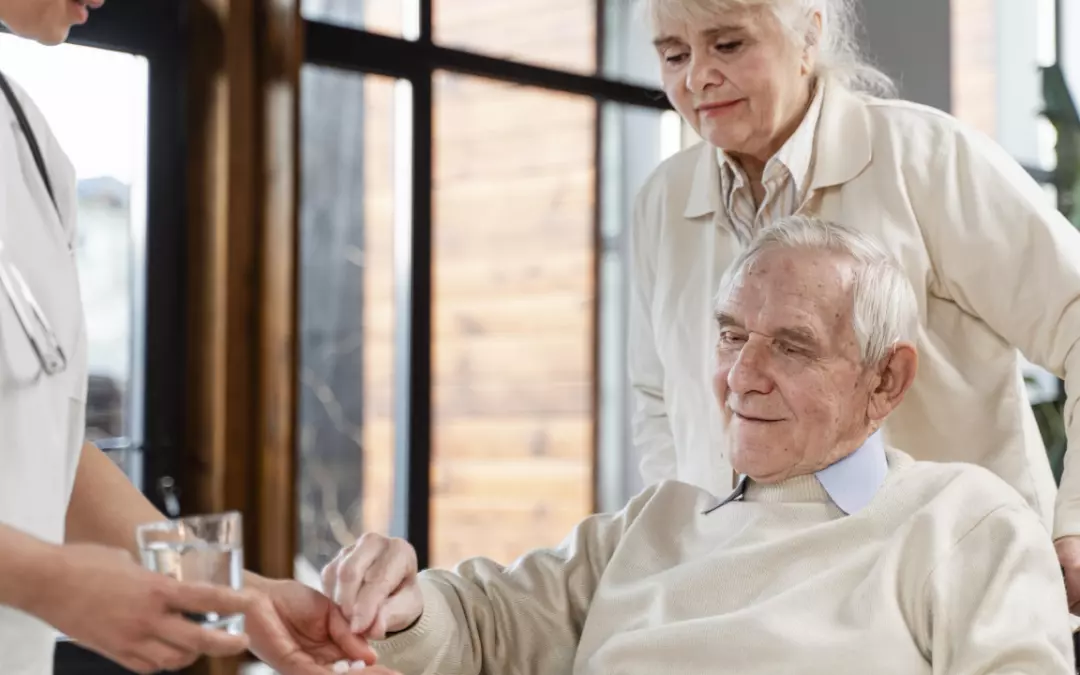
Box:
[664,52,688,65]
[716,40,743,53]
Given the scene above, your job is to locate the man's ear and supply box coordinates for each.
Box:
[867,342,918,423]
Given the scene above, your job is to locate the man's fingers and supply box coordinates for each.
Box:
[322,555,343,600]
[327,605,378,664]
[335,537,389,622]
[351,545,414,633]
[166,581,254,617]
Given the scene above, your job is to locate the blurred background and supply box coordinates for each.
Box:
[3,0,1078,672]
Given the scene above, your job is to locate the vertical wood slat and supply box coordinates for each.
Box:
[186,0,257,529]
[186,0,300,671]
[256,0,302,582]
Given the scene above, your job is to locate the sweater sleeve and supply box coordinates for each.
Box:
[370,485,660,674]
[911,122,1080,539]
[925,503,1074,674]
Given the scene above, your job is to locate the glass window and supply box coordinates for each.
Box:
[296,66,406,585]
[603,0,661,88]
[596,103,683,511]
[1062,0,1080,98]
[431,73,595,567]
[435,0,596,74]
[951,0,1057,170]
[303,0,418,39]
[0,36,149,487]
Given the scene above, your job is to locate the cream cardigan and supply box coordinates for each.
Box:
[628,77,1080,539]
[373,450,1073,674]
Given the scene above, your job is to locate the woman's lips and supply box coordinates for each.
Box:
[698,99,744,116]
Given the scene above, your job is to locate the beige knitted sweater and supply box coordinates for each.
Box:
[374,450,1073,674]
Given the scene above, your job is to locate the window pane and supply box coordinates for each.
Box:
[432,73,595,567]
[1063,0,1080,98]
[435,0,595,74]
[296,67,405,584]
[951,0,1057,170]
[302,0,416,38]
[596,104,683,512]
[0,37,149,488]
[604,0,661,87]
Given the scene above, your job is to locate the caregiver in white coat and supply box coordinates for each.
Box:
[0,2,392,674]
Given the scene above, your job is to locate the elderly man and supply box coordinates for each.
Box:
[322,217,1074,674]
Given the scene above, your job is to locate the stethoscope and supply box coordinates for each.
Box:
[0,70,67,376]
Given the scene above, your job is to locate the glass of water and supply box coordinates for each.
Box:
[136,511,245,634]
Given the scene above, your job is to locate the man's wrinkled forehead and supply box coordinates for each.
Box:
[718,247,857,338]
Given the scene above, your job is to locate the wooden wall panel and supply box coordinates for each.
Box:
[951,0,997,137]
[434,0,596,73]
[186,0,300,670]
[186,0,258,533]
[428,73,597,568]
[254,0,302,584]
[361,75,399,538]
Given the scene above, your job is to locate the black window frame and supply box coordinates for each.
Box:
[61,0,190,521]
[302,0,671,570]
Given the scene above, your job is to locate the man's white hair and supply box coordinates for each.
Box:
[716,215,918,365]
[646,0,895,97]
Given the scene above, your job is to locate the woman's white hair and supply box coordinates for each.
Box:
[716,216,918,365]
[646,0,896,97]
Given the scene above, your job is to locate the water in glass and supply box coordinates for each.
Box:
[136,511,245,634]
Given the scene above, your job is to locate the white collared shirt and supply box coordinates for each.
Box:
[706,431,889,516]
[715,81,824,242]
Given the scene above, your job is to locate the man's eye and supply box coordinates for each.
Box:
[719,332,746,345]
[777,342,805,356]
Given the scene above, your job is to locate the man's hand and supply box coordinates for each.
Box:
[245,575,380,675]
[321,533,422,640]
[1055,536,1080,610]
[26,543,252,673]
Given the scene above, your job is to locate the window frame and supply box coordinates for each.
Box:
[302,0,670,568]
[63,0,190,521]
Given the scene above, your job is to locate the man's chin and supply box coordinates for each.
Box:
[729,445,788,483]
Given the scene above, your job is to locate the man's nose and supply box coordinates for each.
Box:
[686,54,725,94]
[726,340,774,395]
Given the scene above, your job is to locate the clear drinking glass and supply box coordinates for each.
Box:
[136,511,245,634]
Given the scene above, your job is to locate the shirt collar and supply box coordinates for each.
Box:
[704,431,888,516]
[684,76,872,219]
[714,78,825,201]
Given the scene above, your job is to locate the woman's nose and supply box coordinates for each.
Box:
[686,55,725,94]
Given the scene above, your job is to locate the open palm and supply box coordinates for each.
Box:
[246,577,376,675]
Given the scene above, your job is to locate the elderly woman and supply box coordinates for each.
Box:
[628,0,1080,604]
[322,218,1074,674]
